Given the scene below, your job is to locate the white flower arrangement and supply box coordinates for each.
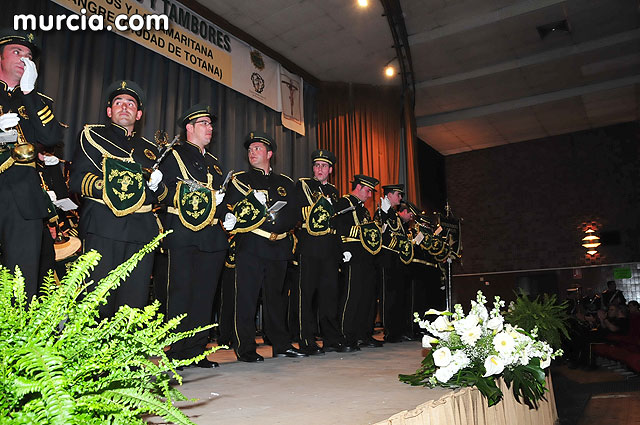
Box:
[399,291,563,407]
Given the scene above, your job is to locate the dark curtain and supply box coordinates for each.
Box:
[317,82,406,212]
[2,0,317,177]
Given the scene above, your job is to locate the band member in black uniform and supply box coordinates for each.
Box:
[159,104,235,368]
[334,174,382,349]
[295,150,353,354]
[406,202,445,325]
[216,237,236,347]
[397,202,420,338]
[70,80,168,318]
[0,29,62,298]
[374,184,410,343]
[225,132,306,362]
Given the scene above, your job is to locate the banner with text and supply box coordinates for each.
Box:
[48,0,301,128]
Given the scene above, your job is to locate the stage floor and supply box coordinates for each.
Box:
[146,338,451,425]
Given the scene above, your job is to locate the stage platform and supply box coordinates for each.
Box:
[146,339,451,425]
[146,337,558,425]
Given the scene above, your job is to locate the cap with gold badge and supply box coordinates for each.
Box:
[244,131,276,153]
[105,80,145,110]
[0,28,40,58]
[178,103,216,128]
[311,149,336,166]
[351,174,379,191]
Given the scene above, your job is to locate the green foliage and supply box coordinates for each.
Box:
[399,350,436,386]
[0,233,216,424]
[505,291,570,350]
[502,358,547,408]
[399,351,503,407]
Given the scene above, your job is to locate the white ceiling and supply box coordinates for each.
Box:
[200,0,640,155]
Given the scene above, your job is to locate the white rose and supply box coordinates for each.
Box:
[434,366,455,383]
[432,347,452,367]
[493,332,515,355]
[486,317,504,332]
[483,355,505,377]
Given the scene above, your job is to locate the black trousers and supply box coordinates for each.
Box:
[382,261,410,339]
[217,265,235,345]
[84,233,155,318]
[166,247,225,359]
[0,188,45,299]
[339,258,376,346]
[233,251,290,356]
[297,254,343,348]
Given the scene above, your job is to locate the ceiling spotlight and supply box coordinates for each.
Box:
[384,64,396,77]
[536,19,571,40]
[357,0,368,7]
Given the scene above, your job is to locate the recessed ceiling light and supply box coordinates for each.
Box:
[357,0,369,8]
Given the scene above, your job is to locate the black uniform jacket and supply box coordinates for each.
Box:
[69,123,168,243]
[0,81,61,220]
[226,167,298,261]
[295,177,341,259]
[159,140,229,252]
[333,194,375,264]
[374,206,406,267]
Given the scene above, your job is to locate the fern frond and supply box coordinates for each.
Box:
[100,387,195,425]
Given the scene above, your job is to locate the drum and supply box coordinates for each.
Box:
[54,236,81,261]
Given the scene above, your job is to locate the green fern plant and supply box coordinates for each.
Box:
[504,291,570,350]
[0,233,217,424]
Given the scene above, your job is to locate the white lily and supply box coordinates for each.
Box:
[483,355,505,377]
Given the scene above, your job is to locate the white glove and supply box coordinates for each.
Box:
[20,58,38,93]
[326,195,332,205]
[46,190,57,202]
[147,169,163,192]
[412,231,424,245]
[214,189,225,206]
[43,155,60,166]
[223,212,237,231]
[342,251,352,263]
[254,191,267,206]
[0,112,19,131]
[380,196,391,213]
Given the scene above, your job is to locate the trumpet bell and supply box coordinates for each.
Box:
[11,142,36,163]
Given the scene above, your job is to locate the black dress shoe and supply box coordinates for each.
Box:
[359,337,384,348]
[324,343,359,353]
[236,351,264,362]
[300,344,325,355]
[195,358,219,368]
[273,346,309,358]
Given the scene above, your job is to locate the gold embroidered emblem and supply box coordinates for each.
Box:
[277,186,287,196]
[214,164,223,175]
[108,169,143,201]
[144,149,156,161]
[27,33,34,43]
[18,106,28,120]
[95,179,104,190]
[121,81,127,89]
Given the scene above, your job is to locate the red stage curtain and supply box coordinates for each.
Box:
[403,93,421,206]
[317,83,408,211]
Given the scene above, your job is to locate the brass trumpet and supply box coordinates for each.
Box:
[11,124,36,163]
